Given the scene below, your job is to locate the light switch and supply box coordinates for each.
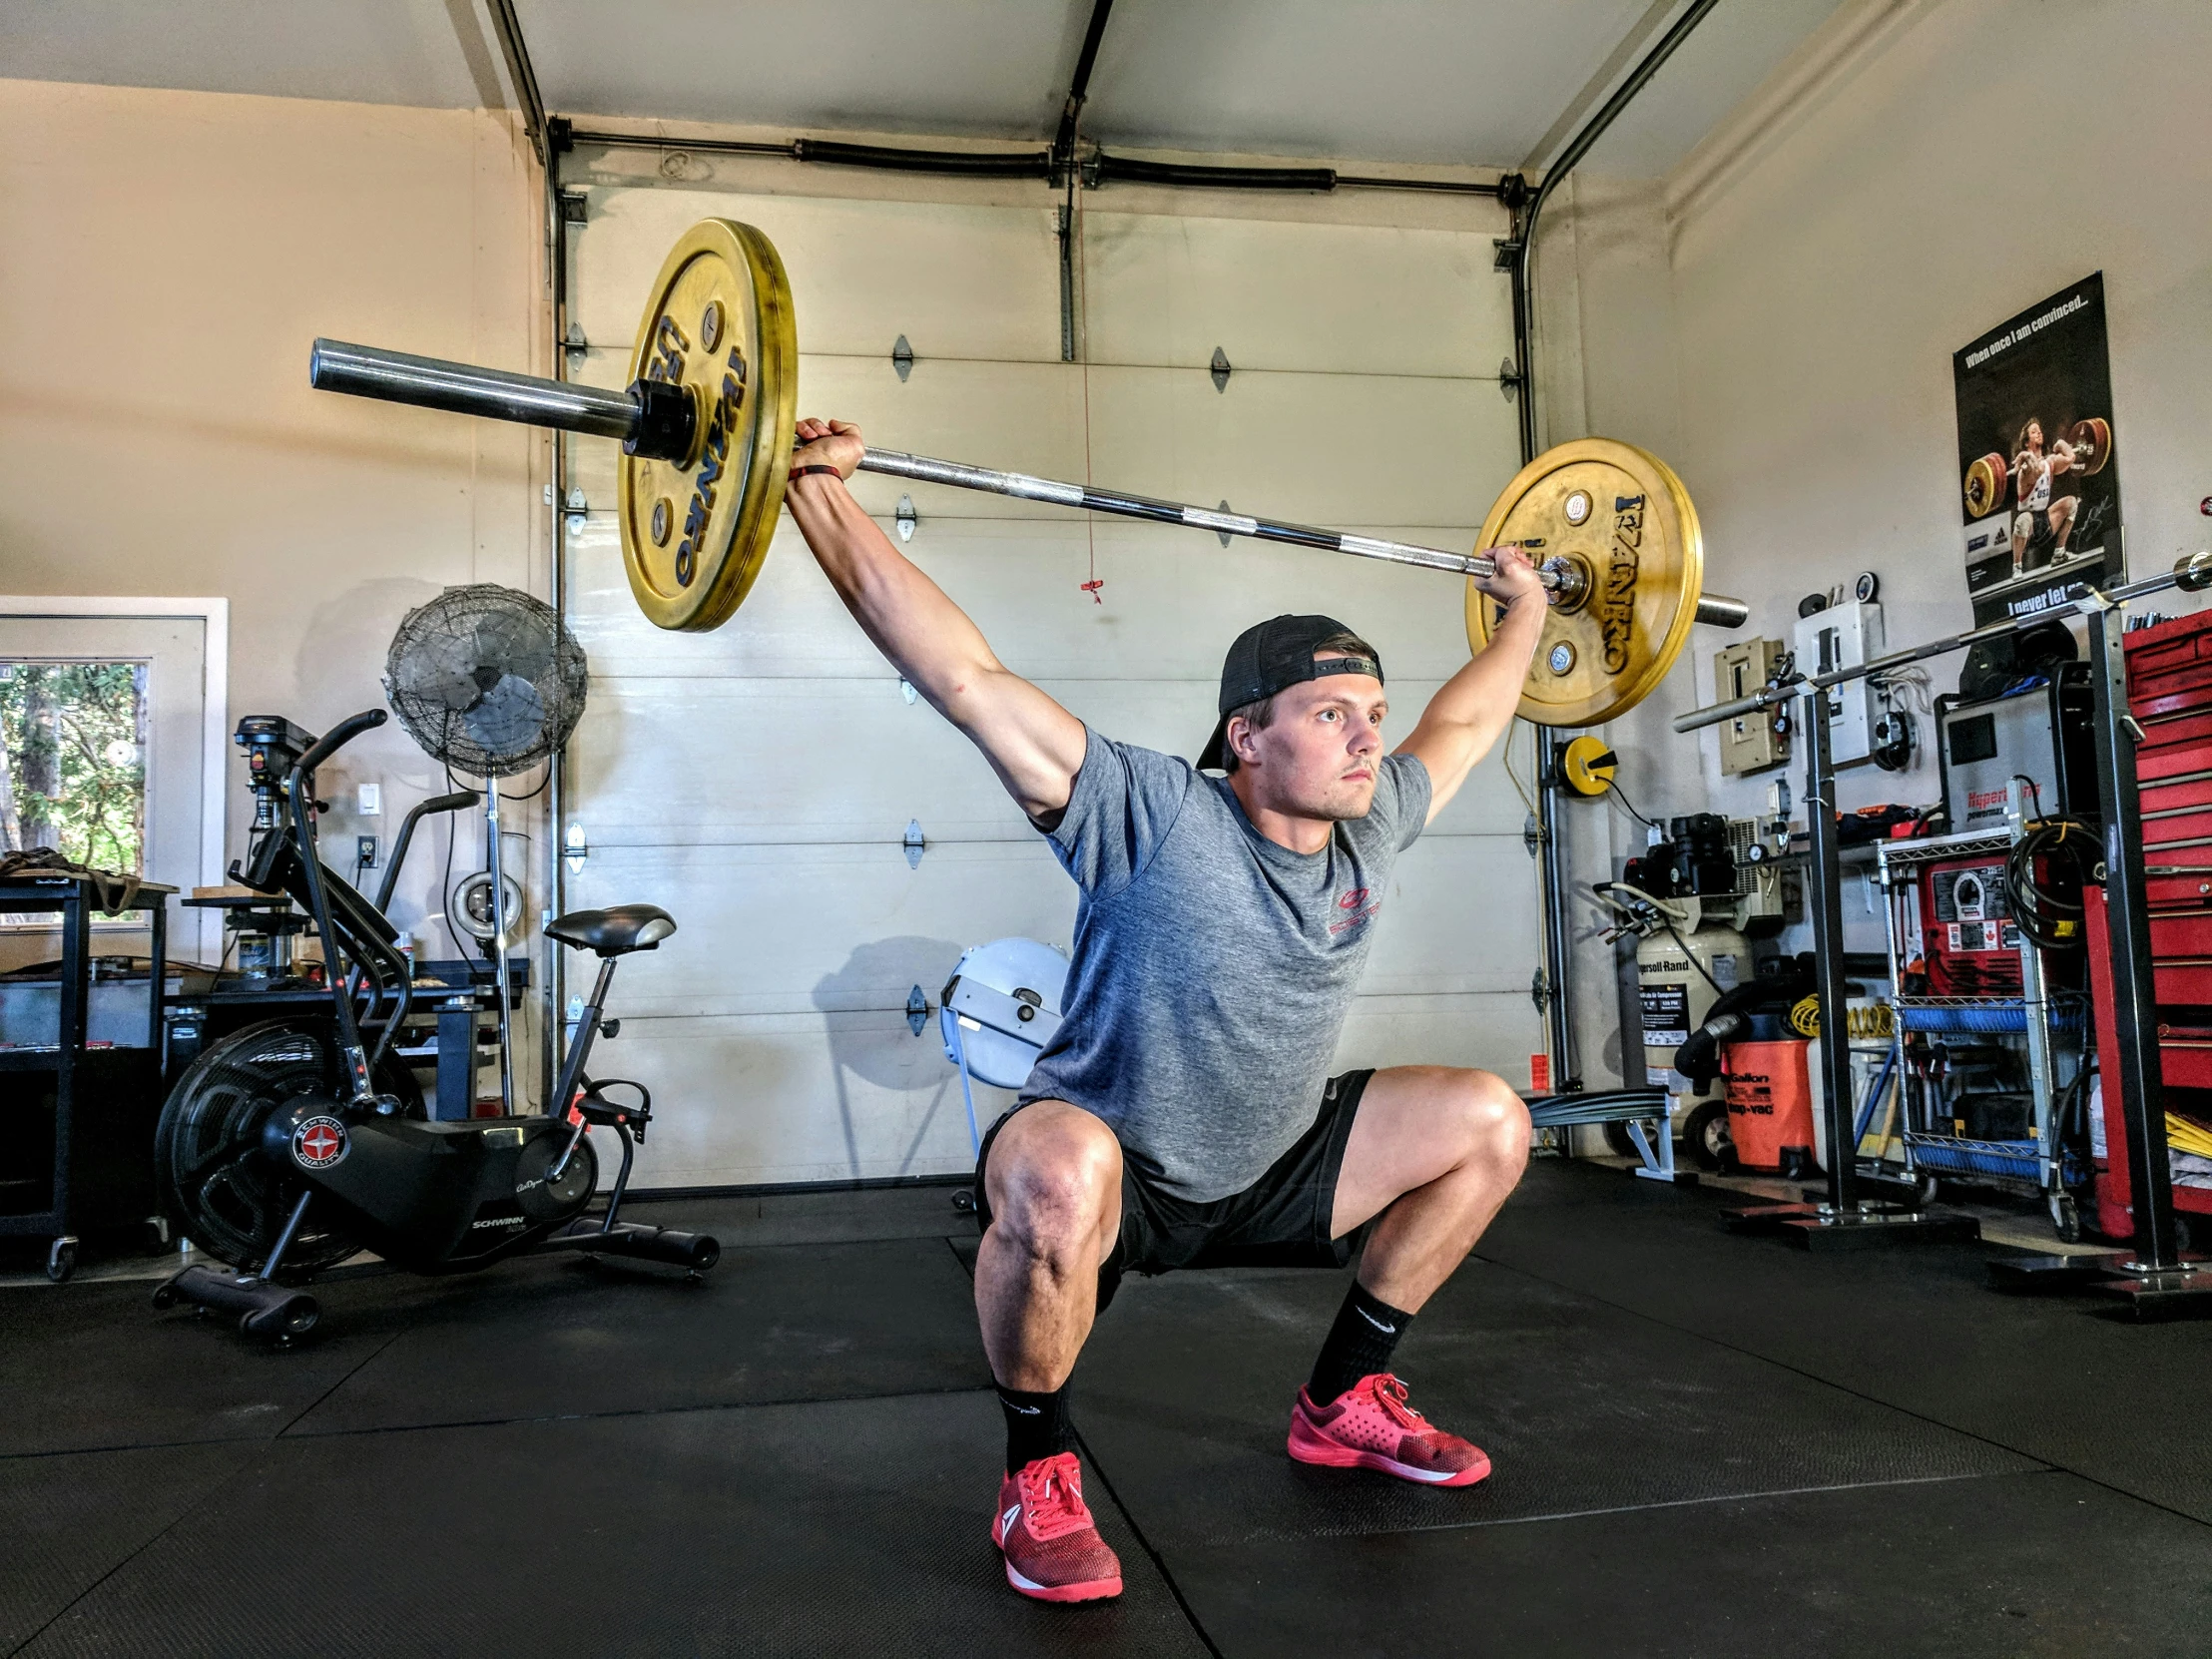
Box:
[358,784,382,816]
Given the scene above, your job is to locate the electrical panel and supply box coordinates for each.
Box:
[1713,638,1789,776]
[1792,601,1886,767]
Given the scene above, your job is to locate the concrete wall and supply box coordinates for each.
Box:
[1533,0,2212,1043]
[0,79,550,1065]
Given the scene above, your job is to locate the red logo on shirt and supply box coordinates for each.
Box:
[1331,887,1382,935]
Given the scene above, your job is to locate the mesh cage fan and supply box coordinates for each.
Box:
[383,584,587,779]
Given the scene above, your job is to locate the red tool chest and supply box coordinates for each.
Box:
[2085,611,2212,1238]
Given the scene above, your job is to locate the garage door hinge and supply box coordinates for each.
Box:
[902,819,927,868]
[906,985,930,1036]
[1522,812,1543,857]
[1210,346,1232,393]
[559,189,589,225]
[896,494,918,541]
[1492,238,1523,272]
[1498,356,1522,403]
[892,335,914,382]
[1530,965,1550,1015]
[564,823,589,872]
[564,323,589,367]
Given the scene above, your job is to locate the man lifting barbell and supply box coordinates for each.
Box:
[786,416,1545,1604]
[2009,417,2081,578]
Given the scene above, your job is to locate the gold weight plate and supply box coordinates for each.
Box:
[619,220,800,632]
[1465,438,1704,729]
[1963,452,2006,519]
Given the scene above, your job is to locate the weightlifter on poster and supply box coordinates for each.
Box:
[786,416,1543,1603]
[2009,417,2081,577]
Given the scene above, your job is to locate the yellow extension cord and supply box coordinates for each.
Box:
[2167,1113,2212,1162]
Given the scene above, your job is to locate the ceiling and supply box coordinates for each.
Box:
[0,0,1848,178]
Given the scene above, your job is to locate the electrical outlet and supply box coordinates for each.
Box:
[356,834,378,869]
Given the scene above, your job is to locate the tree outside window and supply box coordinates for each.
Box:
[0,662,148,874]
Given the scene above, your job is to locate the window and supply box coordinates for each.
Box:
[0,661,147,873]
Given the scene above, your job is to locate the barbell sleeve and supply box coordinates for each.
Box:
[308,336,1747,623]
[310,339,640,443]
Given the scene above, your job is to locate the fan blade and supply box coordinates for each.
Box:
[462,672,548,758]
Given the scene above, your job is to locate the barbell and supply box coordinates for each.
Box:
[308,217,1747,729]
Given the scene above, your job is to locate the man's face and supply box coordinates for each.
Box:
[1229,654,1387,821]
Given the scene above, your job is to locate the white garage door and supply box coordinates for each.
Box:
[559,163,1536,1189]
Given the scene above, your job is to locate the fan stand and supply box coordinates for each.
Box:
[483,781,515,1115]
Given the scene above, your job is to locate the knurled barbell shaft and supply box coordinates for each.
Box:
[310,338,1749,625]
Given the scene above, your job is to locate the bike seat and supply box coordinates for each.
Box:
[545,904,676,956]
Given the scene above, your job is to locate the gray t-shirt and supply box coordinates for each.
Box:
[1017,729,1431,1202]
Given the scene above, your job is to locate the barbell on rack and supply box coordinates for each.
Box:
[308,217,1747,728]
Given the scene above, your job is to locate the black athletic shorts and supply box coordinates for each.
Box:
[2021,506,2059,560]
[973,1068,1378,1314]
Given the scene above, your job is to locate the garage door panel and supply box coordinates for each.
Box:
[563,513,1495,687]
[561,359,1516,535]
[566,669,1529,842]
[1082,366,1519,530]
[592,1012,992,1189]
[569,189,1059,362]
[566,839,1074,1019]
[1332,992,1542,1085]
[1082,211,1514,378]
[1363,835,1540,995]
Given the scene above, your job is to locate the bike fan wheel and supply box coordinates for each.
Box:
[155,1018,409,1274]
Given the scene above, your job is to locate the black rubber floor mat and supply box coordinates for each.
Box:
[17,1392,1211,1659]
[0,1279,406,1457]
[0,1440,259,1652]
[1072,1256,2037,1551]
[624,1182,979,1249]
[1166,1468,2212,1658]
[289,1236,991,1435]
[1481,1161,2212,1524]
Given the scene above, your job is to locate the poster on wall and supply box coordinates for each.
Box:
[1952,273,2122,626]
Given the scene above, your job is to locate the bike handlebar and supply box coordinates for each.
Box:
[293,708,388,779]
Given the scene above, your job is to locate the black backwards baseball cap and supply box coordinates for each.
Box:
[1196,614,1383,772]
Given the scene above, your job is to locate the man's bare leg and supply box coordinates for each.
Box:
[1288,1065,1527,1485]
[975,1101,1127,1603]
[2050,495,2078,554]
[1331,1064,1532,1310]
[975,1100,1122,1390]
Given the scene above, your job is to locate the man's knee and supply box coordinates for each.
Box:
[1449,1070,1531,1172]
[986,1105,1122,1261]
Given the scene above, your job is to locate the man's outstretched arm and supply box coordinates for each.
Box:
[784,418,1087,821]
[1394,547,1546,825]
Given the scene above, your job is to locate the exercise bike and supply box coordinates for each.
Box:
[155,709,718,1341]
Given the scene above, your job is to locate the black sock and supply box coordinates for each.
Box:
[997,1382,1076,1474]
[1308,1282,1414,1403]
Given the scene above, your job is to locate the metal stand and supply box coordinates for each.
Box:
[485,785,515,1115]
[1719,687,1980,1250]
[1986,604,2212,1314]
[1534,726,1580,1095]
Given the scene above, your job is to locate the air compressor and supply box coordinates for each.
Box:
[1596,886,1748,1169]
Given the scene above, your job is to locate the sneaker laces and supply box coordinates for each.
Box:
[1015,1452,1093,1540]
[1367,1375,1429,1432]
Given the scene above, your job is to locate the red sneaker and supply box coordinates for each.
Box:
[992,1451,1123,1602]
[1287,1373,1492,1486]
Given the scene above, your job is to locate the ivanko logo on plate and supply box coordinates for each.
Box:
[291,1115,349,1170]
